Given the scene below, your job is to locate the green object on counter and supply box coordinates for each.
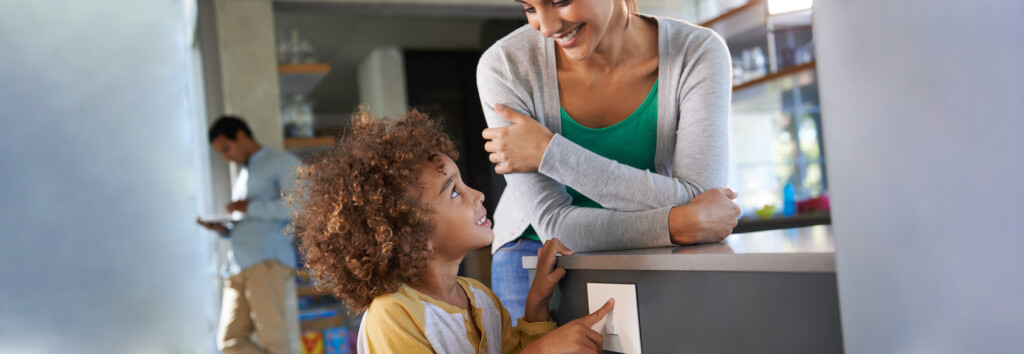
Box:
[755,204,777,219]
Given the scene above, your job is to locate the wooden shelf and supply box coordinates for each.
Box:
[700,0,761,28]
[284,136,335,149]
[278,63,330,98]
[300,312,345,332]
[278,63,330,74]
[297,284,333,297]
[733,60,816,92]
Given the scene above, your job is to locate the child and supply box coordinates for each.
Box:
[289,110,613,353]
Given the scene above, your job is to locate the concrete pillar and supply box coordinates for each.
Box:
[358,47,409,119]
[212,0,283,149]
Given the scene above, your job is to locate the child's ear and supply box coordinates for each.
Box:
[423,238,437,254]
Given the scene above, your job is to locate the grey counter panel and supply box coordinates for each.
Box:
[553,269,844,354]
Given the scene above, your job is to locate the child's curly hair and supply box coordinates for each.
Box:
[288,109,457,311]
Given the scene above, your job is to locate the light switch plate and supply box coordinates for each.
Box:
[587,283,642,354]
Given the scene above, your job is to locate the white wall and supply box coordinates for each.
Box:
[814,0,1024,352]
[0,1,219,353]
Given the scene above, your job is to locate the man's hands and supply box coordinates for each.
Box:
[195,199,250,236]
[195,217,229,236]
[669,188,741,244]
[523,298,615,354]
[482,103,554,174]
[226,200,249,214]
[524,238,573,323]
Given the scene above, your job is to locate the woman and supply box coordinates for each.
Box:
[477,0,741,319]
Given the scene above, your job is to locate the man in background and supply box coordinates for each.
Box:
[197,116,300,354]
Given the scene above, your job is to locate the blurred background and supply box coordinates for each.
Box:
[0,0,1020,353]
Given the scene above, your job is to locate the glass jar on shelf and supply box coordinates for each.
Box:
[282,94,315,138]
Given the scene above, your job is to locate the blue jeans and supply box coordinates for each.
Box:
[491,238,543,321]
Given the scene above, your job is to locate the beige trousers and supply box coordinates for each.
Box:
[218,260,294,354]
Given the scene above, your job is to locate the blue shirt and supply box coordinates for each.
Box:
[224,147,300,275]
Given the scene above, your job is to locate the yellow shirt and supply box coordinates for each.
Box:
[357,277,555,353]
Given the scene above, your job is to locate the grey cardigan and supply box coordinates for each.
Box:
[476,15,731,253]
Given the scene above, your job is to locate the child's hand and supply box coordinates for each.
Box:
[524,238,574,323]
[523,298,614,354]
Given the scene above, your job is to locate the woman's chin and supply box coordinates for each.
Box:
[562,47,592,62]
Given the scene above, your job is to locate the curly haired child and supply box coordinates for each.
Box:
[289,109,614,353]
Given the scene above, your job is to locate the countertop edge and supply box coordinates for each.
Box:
[522,253,836,274]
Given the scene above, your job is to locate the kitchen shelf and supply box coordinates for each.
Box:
[700,0,761,28]
[278,63,330,98]
[733,60,816,92]
[300,312,345,332]
[279,63,330,74]
[284,136,335,149]
[297,284,333,297]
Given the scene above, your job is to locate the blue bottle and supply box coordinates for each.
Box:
[782,182,796,216]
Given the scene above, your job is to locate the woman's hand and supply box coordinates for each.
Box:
[524,238,573,323]
[668,188,740,244]
[523,299,614,354]
[482,103,554,174]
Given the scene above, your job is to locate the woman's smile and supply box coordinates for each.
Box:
[555,24,584,47]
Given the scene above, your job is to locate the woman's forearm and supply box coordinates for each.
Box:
[539,135,712,211]
[503,169,674,252]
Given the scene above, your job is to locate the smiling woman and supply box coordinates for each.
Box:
[478,0,741,319]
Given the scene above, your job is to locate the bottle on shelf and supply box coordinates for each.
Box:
[282,94,314,138]
[278,28,319,65]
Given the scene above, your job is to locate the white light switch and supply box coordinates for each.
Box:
[605,309,618,335]
[587,283,642,354]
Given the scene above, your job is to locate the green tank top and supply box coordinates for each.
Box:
[519,80,659,242]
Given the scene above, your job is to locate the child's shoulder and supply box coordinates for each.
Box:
[364,284,426,321]
[360,285,435,350]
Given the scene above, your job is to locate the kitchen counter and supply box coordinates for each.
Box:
[523,225,843,354]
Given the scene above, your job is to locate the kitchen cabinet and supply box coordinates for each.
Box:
[524,225,842,353]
